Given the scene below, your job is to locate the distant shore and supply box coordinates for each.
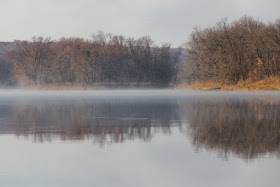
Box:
[175,77,280,91]
[10,77,280,90]
[23,82,169,90]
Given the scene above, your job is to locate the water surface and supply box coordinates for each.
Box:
[0,89,279,187]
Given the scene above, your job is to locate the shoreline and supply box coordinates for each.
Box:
[21,82,169,90]
[2,78,280,91]
[175,77,280,91]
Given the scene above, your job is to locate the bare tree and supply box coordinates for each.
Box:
[8,37,52,85]
[182,16,280,85]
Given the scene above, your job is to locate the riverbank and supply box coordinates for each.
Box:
[175,77,280,90]
[12,77,280,90]
[24,82,166,90]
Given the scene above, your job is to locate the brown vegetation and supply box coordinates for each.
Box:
[2,16,280,90]
[179,16,280,89]
[176,77,280,90]
[25,82,159,90]
[7,32,182,87]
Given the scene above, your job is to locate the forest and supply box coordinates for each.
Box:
[182,16,280,86]
[2,16,280,89]
[1,32,181,87]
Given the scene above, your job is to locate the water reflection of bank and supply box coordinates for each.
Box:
[0,99,182,146]
[0,95,280,160]
[180,96,280,160]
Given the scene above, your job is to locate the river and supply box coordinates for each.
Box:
[0,89,279,187]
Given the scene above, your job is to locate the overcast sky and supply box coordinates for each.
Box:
[0,0,279,46]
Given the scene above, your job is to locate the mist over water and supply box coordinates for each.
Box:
[0,89,280,187]
[0,88,279,98]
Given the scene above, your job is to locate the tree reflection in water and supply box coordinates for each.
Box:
[0,99,182,146]
[0,94,280,161]
[181,96,280,161]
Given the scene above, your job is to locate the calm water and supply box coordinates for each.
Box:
[0,89,280,187]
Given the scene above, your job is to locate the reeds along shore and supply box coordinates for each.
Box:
[175,77,280,90]
[25,82,166,90]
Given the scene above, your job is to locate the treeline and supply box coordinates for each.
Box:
[7,32,182,86]
[0,42,14,85]
[182,16,280,84]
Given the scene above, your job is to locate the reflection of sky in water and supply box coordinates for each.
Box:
[0,90,279,186]
[0,131,279,187]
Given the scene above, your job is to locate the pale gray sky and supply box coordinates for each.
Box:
[0,0,279,47]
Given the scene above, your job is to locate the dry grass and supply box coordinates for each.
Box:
[25,82,157,90]
[175,81,223,90]
[26,83,100,90]
[175,77,280,90]
[173,82,192,89]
